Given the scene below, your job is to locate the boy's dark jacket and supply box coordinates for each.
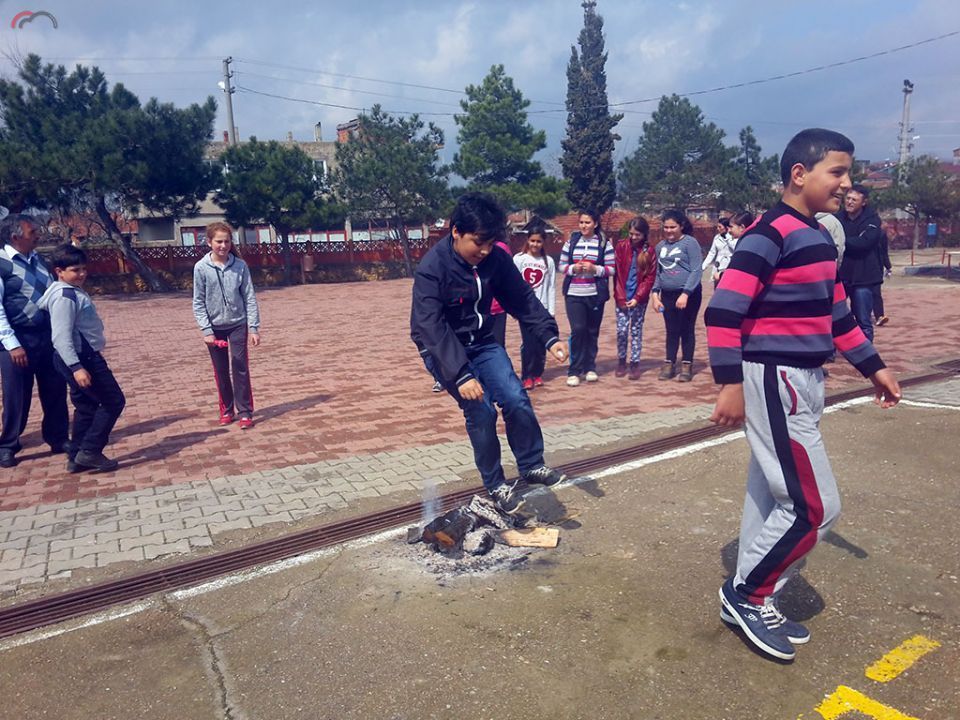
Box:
[836,206,884,287]
[411,235,560,387]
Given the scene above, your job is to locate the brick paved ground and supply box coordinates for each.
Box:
[0,250,958,596]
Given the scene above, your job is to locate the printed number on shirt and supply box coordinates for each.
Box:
[523,267,545,287]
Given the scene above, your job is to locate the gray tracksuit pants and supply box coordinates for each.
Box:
[734,361,842,604]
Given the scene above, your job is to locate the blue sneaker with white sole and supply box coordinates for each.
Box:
[719,578,796,660]
[720,604,810,644]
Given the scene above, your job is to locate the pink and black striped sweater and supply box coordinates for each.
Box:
[704,202,885,385]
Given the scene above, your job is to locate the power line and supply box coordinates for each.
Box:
[233,57,566,107]
[610,29,960,108]
[235,85,457,118]
[236,70,464,109]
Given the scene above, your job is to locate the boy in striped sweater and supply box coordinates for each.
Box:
[704,128,901,661]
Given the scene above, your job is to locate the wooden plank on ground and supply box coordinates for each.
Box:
[498,527,560,548]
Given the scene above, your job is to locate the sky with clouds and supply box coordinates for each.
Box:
[1,0,958,175]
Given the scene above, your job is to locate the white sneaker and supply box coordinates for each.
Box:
[585,371,599,382]
[566,375,580,387]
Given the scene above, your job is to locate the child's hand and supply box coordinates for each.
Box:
[458,379,484,401]
[675,292,689,310]
[870,368,901,408]
[250,332,261,347]
[709,384,745,427]
[203,335,217,346]
[651,294,664,313]
[626,299,638,309]
[73,368,92,389]
[548,343,567,364]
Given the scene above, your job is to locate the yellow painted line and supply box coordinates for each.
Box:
[865,635,941,683]
[813,685,919,720]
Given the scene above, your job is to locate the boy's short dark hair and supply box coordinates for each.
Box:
[49,242,87,270]
[849,183,870,198]
[449,192,507,242]
[780,128,855,185]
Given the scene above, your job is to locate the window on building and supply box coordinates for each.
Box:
[258,228,272,244]
[407,228,424,240]
[352,230,370,242]
[328,232,346,242]
[182,230,196,247]
[311,232,328,243]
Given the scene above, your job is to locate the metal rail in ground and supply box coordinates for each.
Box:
[0,368,955,641]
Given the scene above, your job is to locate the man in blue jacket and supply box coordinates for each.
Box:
[411,193,567,514]
[837,184,884,342]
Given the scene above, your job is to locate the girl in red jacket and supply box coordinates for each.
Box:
[613,217,656,379]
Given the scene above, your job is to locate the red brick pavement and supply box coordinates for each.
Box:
[2,256,957,510]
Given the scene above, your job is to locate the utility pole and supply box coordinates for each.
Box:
[222,57,237,145]
[897,79,914,171]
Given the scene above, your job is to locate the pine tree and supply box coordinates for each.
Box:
[333,106,449,277]
[561,0,622,215]
[618,94,733,212]
[0,54,218,291]
[452,65,569,216]
[216,140,344,285]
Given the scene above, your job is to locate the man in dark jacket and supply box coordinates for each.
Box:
[411,193,567,515]
[836,184,884,341]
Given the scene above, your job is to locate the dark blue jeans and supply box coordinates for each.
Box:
[447,342,545,492]
[849,285,876,343]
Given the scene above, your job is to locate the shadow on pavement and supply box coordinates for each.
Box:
[522,489,581,529]
[112,414,197,440]
[720,538,826,622]
[823,530,869,559]
[254,393,334,424]
[116,429,229,464]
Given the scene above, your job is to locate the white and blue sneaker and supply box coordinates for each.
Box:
[721,604,810,645]
[719,578,796,660]
[490,481,526,515]
[523,465,567,487]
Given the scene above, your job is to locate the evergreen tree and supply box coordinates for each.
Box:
[216,139,344,285]
[333,105,448,277]
[561,0,622,215]
[875,155,960,251]
[618,94,733,212]
[0,54,217,291]
[730,126,780,210]
[452,65,569,217]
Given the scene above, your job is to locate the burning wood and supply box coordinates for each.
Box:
[409,495,558,557]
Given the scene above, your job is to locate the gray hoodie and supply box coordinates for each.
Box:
[38,280,106,371]
[192,252,260,336]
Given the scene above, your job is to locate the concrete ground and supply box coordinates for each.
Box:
[0,384,957,719]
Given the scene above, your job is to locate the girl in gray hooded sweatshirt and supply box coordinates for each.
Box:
[192,222,261,428]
